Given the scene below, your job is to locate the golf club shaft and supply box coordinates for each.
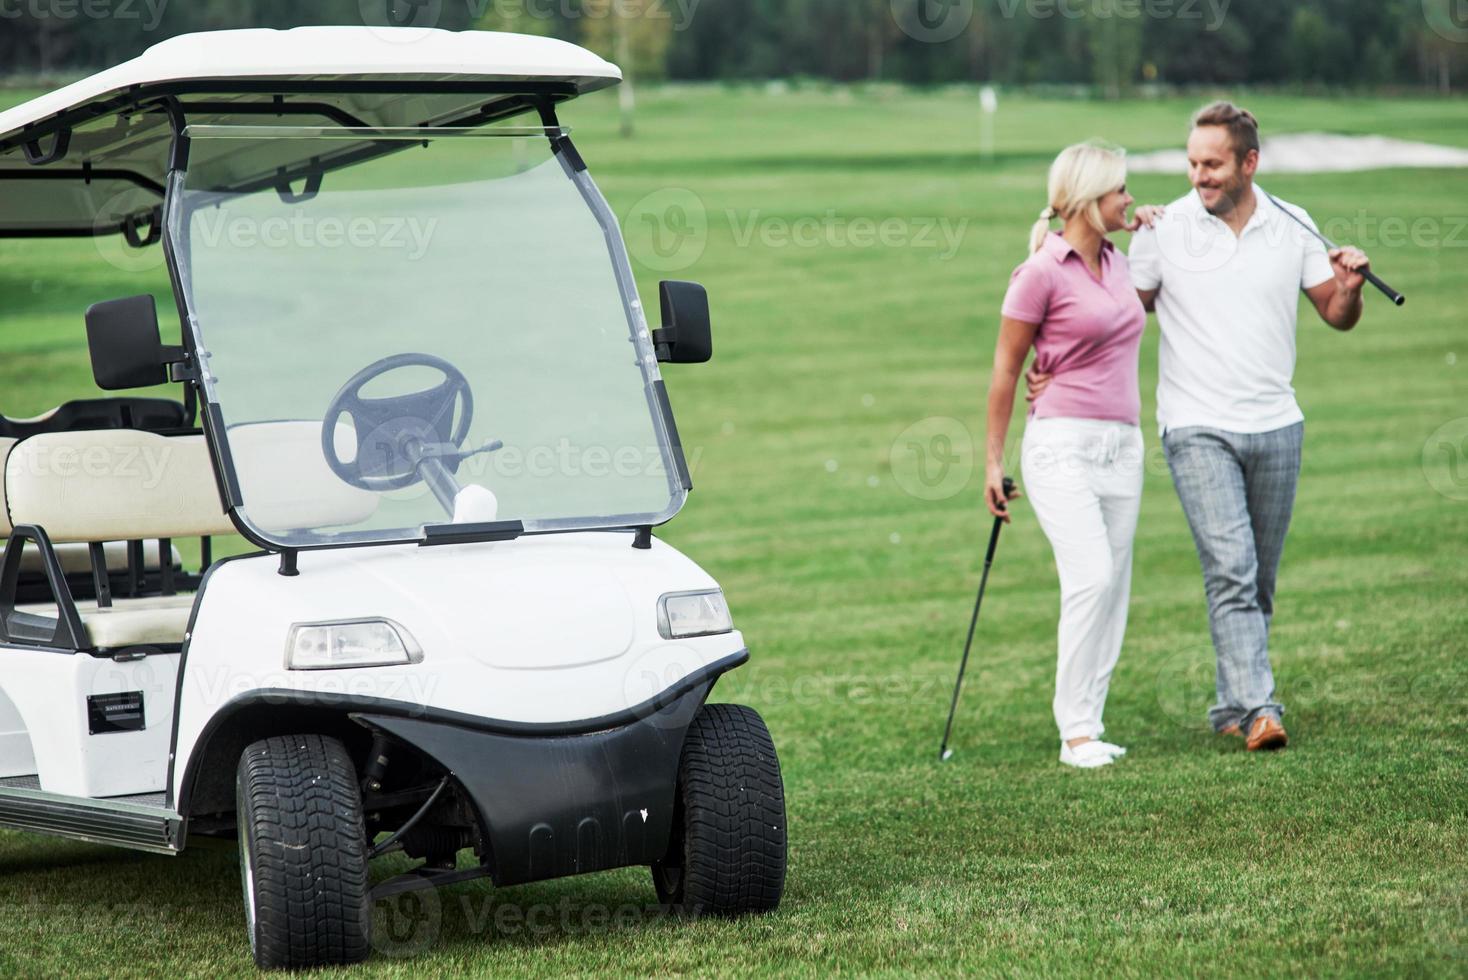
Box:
[1262,191,1406,306]
[938,478,1013,761]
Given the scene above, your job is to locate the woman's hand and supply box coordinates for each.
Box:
[1125,204,1166,232]
[985,468,1023,522]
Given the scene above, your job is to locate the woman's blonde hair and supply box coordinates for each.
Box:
[1029,140,1128,254]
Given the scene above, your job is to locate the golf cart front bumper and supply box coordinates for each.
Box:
[352,652,743,886]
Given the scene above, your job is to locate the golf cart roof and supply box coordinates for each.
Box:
[0,27,620,238]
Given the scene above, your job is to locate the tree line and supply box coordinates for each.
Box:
[0,0,1462,93]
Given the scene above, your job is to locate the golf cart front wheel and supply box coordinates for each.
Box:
[652,703,787,916]
[236,734,371,969]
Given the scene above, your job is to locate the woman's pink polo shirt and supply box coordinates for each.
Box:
[1001,232,1146,425]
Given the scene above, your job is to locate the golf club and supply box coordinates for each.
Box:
[939,476,1015,762]
[1260,189,1406,306]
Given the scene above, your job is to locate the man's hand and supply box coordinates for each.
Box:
[1024,363,1053,404]
[1125,204,1166,232]
[1306,245,1369,331]
[1329,246,1371,294]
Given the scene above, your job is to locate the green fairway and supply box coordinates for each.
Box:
[0,86,1465,977]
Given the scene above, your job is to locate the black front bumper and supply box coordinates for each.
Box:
[355,683,712,886]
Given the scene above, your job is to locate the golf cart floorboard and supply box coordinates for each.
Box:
[0,775,181,854]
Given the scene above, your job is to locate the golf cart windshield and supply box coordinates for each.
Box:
[168,126,683,548]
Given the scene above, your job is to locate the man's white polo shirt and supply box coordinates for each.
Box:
[1129,187,1334,437]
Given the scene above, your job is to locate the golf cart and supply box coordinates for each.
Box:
[0,27,785,969]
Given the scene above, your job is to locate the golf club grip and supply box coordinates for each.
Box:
[1362,268,1405,306]
[987,478,1015,561]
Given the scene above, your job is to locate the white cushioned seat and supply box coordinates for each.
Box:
[74,594,196,648]
[5,431,234,542]
[4,424,378,543]
[17,593,196,648]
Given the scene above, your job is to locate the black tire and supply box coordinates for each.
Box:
[236,734,371,969]
[652,703,787,916]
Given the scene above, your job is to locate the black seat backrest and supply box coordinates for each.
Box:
[0,398,187,438]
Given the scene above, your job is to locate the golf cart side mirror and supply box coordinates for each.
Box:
[84,295,171,390]
[653,280,712,364]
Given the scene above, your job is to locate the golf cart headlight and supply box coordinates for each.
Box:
[286,619,423,670]
[658,590,733,640]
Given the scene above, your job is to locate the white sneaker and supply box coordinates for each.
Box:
[1095,741,1127,757]
[1059,741,1114,769]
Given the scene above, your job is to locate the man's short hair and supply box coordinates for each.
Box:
[1192,101,1260,164]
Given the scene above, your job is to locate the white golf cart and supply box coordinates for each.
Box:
[0,27,785,969]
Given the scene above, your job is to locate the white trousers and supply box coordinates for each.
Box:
[1021,418,1144,742]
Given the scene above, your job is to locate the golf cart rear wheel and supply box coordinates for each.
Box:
[652,703,787,916]
[236,734,371,969]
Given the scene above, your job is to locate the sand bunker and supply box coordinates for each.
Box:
[1127,132,1468,174]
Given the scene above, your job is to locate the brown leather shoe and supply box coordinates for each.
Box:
[1219,723,1242,738]
[1245,716,1288,752]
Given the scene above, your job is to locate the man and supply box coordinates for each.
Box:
[1029,102,1373,751]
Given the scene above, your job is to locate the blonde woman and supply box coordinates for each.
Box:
[985,142,1157,769]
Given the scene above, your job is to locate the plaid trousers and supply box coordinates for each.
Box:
[1162,422,1304,732]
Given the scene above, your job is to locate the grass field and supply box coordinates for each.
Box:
[0,85,1465,977]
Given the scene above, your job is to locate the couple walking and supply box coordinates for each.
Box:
[985,102,1374,768]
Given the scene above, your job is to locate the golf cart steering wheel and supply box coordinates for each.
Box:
[322,353,474,492]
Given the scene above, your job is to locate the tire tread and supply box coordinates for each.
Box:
[237,734,371,969]
[665,703,786,916]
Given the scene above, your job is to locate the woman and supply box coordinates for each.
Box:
[985,141,1155,769]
